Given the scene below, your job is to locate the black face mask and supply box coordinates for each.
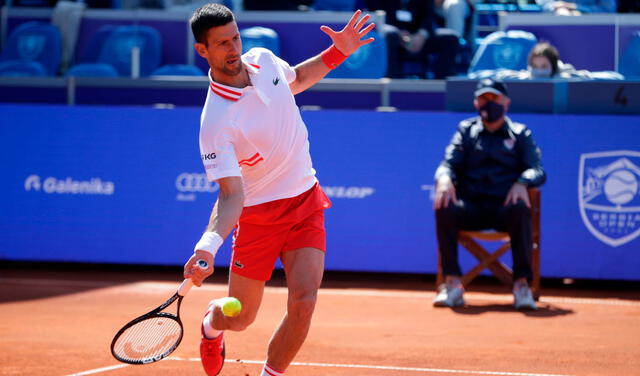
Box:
[478,101,505,123]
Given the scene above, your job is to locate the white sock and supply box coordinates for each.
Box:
[202,309,223,339]
[261,363,284,376]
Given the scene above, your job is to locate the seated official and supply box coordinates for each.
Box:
[433,78,546,310]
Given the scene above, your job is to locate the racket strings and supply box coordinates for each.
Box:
[113,316,182,362]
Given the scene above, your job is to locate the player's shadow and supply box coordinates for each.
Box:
[449,302,574,317]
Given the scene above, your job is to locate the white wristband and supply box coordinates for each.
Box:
[194,231,223,257]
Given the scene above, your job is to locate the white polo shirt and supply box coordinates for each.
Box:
[199,47,317,207]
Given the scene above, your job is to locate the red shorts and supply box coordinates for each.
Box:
[230,183,331,281]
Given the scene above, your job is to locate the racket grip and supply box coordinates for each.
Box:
[178,259,209,296]
[178,278,194,296]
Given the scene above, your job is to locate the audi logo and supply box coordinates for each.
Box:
[175,173,219,193]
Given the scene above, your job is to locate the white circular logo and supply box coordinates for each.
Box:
[604,169,638,205]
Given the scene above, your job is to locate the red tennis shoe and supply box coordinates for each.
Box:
[200,315,225,376]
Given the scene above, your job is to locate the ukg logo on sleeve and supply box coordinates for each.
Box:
[579,151,640,247]
[24,175,115,195]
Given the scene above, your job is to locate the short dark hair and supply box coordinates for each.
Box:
[190,3,235,44]
[528,42,560,77]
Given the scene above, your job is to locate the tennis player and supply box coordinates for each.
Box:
[183,4,375,376]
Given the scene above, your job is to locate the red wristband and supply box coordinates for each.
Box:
[321,45,348,69]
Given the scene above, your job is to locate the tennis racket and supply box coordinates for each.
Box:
[110,259,208,364]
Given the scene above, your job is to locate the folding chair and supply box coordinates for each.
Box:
[436,188,541,300]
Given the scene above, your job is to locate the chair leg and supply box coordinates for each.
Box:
[436,248,444,288]
[532,244,541,301]
[459,237,513,286]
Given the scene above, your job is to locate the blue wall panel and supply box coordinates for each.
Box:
[1,104,639,280]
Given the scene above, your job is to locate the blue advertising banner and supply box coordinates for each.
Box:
[0,104,638,280]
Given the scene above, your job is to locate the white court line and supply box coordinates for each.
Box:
[167,357,573,376]
[65,364,129,375]
[65,358,572,376]
[2,277,639,307]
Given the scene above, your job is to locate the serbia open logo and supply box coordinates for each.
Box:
[578,150,640,247]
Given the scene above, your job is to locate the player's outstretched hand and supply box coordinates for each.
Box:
[320,9,375,56]
[184,250,214,286]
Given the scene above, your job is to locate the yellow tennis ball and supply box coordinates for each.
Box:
[220,297,242,317]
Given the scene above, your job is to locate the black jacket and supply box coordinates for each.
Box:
[365,0,435,35]
[435,116,546,200]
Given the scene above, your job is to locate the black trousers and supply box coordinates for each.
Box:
[435,198,533,281]
[382,24,459,79]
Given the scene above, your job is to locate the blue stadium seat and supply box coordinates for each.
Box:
[619,31,640,79]
[329,30,387,79]
[0,22,62,76]
[313,0,356,11]
[240,27,280,56]
[78,25,116,63]
[65,63,119,77]
[97,25,162,77]
[0,60,47,77]
[468,30,537,73]
[151,64,204,76]
[67,25,118,77]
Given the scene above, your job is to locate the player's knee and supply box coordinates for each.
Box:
[287,292,317,320]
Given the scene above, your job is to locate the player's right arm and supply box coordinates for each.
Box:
[184,176,244,286]
[204,176,244,242]
[184,113,243,286]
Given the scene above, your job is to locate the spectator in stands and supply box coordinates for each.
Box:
[486,42,625,80]
[536,0,616,15]
[525,42,624,79]
[527,42,559,78]
[434,0,472,38]
[365,0,460,79]
[432,78,546,310]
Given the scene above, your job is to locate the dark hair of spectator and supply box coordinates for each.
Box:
[190,3,235,44]
[528,42,560,77]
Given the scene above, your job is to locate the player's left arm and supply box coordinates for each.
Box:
[289,10,375,95]
[517,128,546,188]
[505,128,546,207]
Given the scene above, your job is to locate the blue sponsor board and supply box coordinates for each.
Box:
[0,104,638,280]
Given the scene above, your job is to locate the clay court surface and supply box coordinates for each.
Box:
[1,264,639,376]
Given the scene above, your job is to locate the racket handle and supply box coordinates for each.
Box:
[178,259,209,296]
[178,278,194,296]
